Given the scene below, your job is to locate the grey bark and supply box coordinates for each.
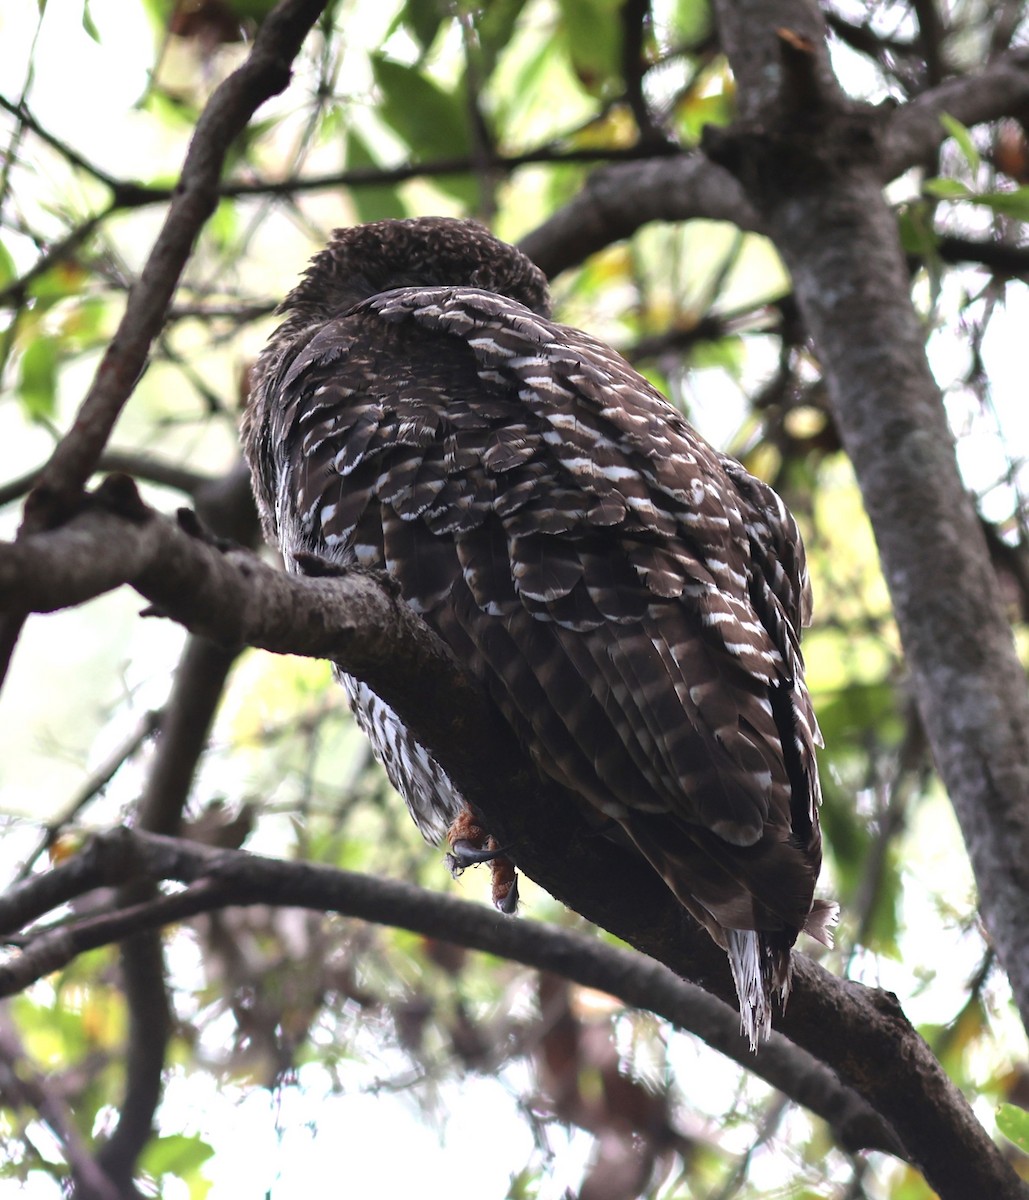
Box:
[710,0,1029,1047]
[0,490,1021,1199]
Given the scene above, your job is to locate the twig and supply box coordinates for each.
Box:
[0,827,904,1158]
[14,708,161,881]
[0,144,686,308]
[0,0,330,692]
[0,206,115,310]
[0,1015,121,1200]
[0,93,124,193]
[0,450,215,509]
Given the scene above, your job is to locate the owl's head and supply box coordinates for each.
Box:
[280,216,552,326]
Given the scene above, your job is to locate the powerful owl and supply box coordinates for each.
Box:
[243,216,835,1047]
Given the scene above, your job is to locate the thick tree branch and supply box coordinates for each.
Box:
[519,155,761,278]
[706,6,1029,1196]
[94,463,258,1191]
[0,487,1012,1197]
[0,0,328,692]
[519,48,1029,279]
[883,46,1029,176]
[0,828,902,1157]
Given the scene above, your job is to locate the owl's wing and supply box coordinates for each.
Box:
[250,284,822,938]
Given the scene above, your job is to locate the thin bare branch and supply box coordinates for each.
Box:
[0,827,903,1157]
[0,488,1011,1195]
[14,708,161,881]
[0,1016,121,1200]
[0,450,215,509]
[0,0,330,692]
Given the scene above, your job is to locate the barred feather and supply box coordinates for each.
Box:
[243,216,835,1048]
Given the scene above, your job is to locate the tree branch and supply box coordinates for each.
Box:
[16,0,327,530]
[0,827,902,1158]
[0,1016,121,1200]
[0,0,329,692]
[0,144,684,310]
[519,48,1029,280]
[518,154,762,278]
[93,463,258,1190]
[0,450,216,509]
[883,46,1029,176]
[706,6,1029,1195]
[14,709,161,881]
[620,0,668,146]
[0,485,1013,1197]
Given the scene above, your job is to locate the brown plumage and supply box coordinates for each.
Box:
[243,216,835,1047]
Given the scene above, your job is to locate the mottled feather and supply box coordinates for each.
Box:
[243,216,835,1047]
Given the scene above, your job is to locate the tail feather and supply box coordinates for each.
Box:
[726,902,838,1048]
[725,929,791,1051]
[804,899,839,947]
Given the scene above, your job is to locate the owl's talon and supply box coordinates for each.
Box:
[448,838,509,867]
[494,872,519,914]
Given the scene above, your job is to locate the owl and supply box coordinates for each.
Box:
[243,216,835,1047]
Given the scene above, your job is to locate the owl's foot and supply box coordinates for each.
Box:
[445,809,519,914]
[445,808,502,866]
[488,847,519,914]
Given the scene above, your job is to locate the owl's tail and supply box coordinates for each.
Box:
[725,929,786,1050]
[727,900,838,1050]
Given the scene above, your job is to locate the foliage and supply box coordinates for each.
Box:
[0,1,1028,1198]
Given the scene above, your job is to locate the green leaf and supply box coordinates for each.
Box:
[81,0,100,42]
[673,0,715,46]
[28,261,88,304]
[370,55,477,205]
[556,0,623,95]
[346,132,407,223]
[940,112,980,175]
[398,0,445,54]
[371,56,470,160]
[0,239,16,287]
[690,334,744,375]
[476,0,530,77]
[206,198,239,252]
[968,187,1029,221]
[997,1103,1029,1152]
[62,296,108,348]
[922,177,972,200]
[18,335,59,422]
[676,85,733,144]
[141,1133,214,1177]
[139,87,198,130]
[897,202,939,258]
[227,0,278,18]
[924,177,1029,220]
